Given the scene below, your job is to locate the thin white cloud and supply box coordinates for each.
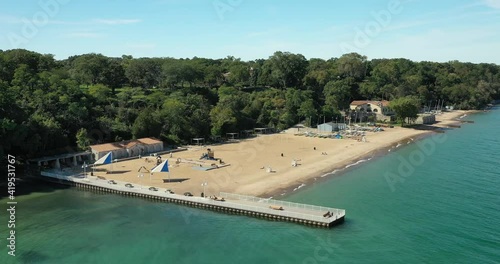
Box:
[384,19,437,32]
[65,32,104,38]
[0,15,23,24]
[244,27,290,39]
[0,15,141,26]
[93,19,141,25]
[245,31,272,38]
[126,43,157,49]
[0,16,68,24]
[384,8,500,32]
[483,0,500,9]
[364,25,500,63]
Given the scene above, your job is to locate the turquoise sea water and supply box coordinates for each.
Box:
[1,108,499,264]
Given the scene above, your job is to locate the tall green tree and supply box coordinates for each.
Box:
[263,51,308,88]
[389,96,420,126]
[76,128,91,151]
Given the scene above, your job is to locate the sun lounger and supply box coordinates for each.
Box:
[211,196,225,201]
[269,205,284,210]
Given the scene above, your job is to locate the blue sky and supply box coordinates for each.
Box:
[0,0,499,63]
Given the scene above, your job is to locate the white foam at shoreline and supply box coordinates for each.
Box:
[320,157,373,178]
[293,183,306,192]
[345,159,368,169]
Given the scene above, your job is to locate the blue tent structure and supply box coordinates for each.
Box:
[94,152,112,165]
[152,159,170,182]
[93,151,113,175]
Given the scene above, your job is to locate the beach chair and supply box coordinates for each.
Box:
[269,205,284,210]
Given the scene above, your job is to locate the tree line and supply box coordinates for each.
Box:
[1,49,499,161]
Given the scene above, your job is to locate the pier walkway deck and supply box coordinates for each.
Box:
[40,171,345,227]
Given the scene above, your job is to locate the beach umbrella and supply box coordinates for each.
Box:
[151,159,170,182]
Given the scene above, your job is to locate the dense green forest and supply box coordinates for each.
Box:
[1,49,499,161]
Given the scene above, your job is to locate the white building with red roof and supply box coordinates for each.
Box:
[349,100,394,121]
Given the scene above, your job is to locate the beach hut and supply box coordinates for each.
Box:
[226,133,239,141]
[191,138,205,146]
[317,122,347,132]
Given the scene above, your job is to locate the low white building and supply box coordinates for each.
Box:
[317,122,347,133]
[90,138,163,161]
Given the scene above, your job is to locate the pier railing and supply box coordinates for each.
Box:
[203,198,335,223]
[40,172,344,224]
[219,192,345,219]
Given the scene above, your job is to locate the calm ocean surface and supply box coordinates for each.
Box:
[1,108,499,264]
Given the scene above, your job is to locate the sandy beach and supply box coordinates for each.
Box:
[93,110,472,197]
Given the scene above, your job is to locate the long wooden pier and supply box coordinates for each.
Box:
[39,171,345,228]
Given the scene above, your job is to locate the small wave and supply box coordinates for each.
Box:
[345,159,368,169]
[320,159,372,179]
[293,183,306,191]
[322,169,341,178]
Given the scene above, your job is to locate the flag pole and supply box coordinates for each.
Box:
[110,152,114,174]
[82,162,87,179]
[167,159,170,182]
[140,173,143,189]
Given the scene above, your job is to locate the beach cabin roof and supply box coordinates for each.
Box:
[124,141,140,149]
[350,100,390,107]
[318,122,346,127]
[350,100,370,106]
[376,100,391,107]
[90,137,162,153]
[136,137,163,145]
[90,143,123,153]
